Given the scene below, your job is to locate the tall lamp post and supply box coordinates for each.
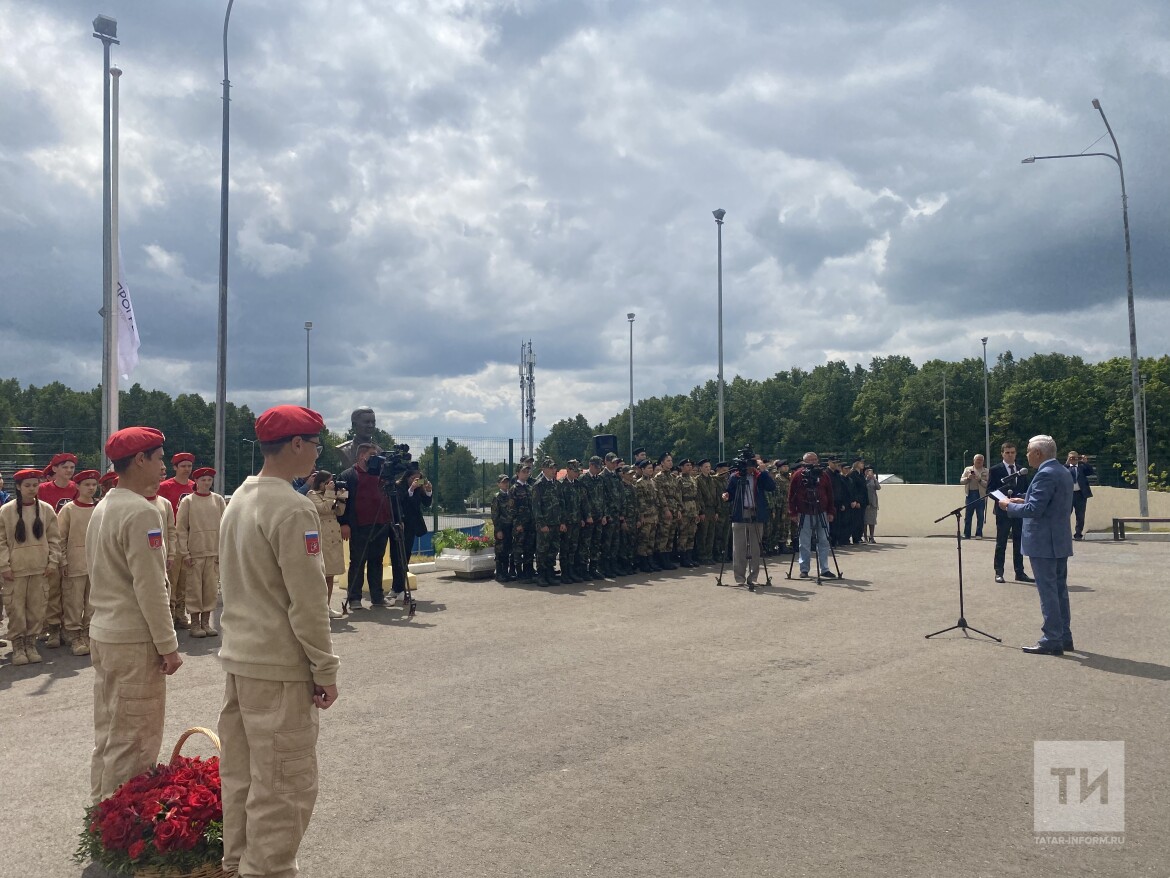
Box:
[1022,98,1147,516]
[981,337,990,467]
[93,15,119,469]
[627,312,635,458]
[942,369,949,484]
[241,438,256,476]
[304,321,313,407]
[712,209,726,462]
[214,0,236,496]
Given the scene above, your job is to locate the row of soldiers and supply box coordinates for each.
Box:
[488,451,799,587]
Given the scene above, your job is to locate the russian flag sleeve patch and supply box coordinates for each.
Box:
[147,529,163,550]
[305,531,320,555]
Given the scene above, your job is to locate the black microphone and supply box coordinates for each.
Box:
[1001,467,1029,483]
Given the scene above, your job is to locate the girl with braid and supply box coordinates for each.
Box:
[0,469,63,666]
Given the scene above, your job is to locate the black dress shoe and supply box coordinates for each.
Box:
[1062,640,1075,651]
[994,573,1005,583]
[1073,534,1083,541]
[820,570,837,579]
[1022,642,1064,656]
[1015,572,1035,583]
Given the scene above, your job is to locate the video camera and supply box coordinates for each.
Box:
[366,443,412,486]
[733,445,759,477]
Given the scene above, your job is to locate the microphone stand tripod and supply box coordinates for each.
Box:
[925,491,1000,641]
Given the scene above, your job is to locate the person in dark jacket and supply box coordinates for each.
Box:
[1065,451,1095,540]
[335,443,392,609]
[391,462,432,600]
[788,453,836,579]
[721,453,777,587]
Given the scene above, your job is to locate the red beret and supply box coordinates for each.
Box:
[73,470,100,483]
[13,469,44,484]
[105,426,166,460]
[98,471,119,487]
[192,467,216,479]
[172,452,195,465]
[254,405,325,443]
[47,452,78,470]
[42,465,54,478]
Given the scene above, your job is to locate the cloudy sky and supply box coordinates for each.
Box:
[2,0,1168,439]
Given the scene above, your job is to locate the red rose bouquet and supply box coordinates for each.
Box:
[75,729,225,877]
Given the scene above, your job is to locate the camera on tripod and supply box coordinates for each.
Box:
[732,445,759,477]
[367,443,412,489]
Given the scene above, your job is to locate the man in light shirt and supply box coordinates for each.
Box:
[960,454,989,539]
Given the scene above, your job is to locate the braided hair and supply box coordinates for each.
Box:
[14,492,44,543]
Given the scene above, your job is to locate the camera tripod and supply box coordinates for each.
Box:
[924,495,999,642]
[716,472,771,591]
[786,510,841,584]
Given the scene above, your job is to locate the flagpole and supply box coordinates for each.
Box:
[110,65,122,432]
[93,16,119,471]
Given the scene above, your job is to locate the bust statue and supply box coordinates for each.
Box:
[335,406,383,469]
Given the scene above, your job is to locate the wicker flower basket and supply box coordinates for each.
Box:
[129,726,231,878]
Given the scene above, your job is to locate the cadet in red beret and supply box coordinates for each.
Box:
[158,452,196,629]
[0,469,62,666]
[35,453,79,648]
[97,471,119,494]
[87,425,181,802]
[58,471,101,655]
[177,467,225,638]
[218,404,337,876]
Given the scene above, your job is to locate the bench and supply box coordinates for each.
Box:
[1112,517,1170,540]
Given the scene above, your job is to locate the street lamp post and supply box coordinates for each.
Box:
[712,209,726,462]
[304,321,313,407]
[627,312,635,458]
[942,369,949,484]
[242,438,256,476]
[1022,98,1147,516]
[93,15,119,470]
[981,337,990,467]
[214,0,236,496]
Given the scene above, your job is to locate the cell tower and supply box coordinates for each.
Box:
[519,340,536,456]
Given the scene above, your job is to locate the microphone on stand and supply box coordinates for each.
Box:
[1001,467,1029,484]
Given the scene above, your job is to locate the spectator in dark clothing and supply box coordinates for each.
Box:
[336,443,392,610]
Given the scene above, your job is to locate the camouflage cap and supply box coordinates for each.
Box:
[541,457,556,468]
[604,452,618,462]
[497,473,511,484]
[566,459,581,471]
[588,455,603,465]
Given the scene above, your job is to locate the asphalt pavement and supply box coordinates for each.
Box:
[2,536,1167,878]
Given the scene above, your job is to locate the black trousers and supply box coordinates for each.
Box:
[1071,493,1088,538]
[389,525,416,595]
[347,523,389,603]
[993,513,1024,575]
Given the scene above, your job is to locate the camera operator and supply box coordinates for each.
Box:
[721,449,776,587]
[391,462,432,602]
[335,443,392,610]
[787,452,837,579]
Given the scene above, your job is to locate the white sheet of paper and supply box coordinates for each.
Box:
[989,489,1008,502]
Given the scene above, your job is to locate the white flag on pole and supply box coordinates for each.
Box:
[116,244,140,378]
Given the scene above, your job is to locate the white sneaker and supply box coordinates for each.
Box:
[328,607,344,619]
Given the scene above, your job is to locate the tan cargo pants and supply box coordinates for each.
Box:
[90,639,167,802]
[1,573,47,640]
[185,556,220,613]
[219,675,319,878]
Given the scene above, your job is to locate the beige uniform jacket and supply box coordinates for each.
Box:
[58,501,97,574]
[0,499,62,576]
[177,491,226,558]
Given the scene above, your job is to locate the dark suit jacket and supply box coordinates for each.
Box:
[725,468,777,523]
[1004,458,1074,558]
[1067,463,1094,499]
[987,461,1030,518]
[396,480,432,536]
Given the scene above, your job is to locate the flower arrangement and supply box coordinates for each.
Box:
[75,739,224,876]
[432,527,491,554]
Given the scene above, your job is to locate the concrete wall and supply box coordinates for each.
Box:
[870,484,1170,538]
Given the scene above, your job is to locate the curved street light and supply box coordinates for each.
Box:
[1022,98,1147,516]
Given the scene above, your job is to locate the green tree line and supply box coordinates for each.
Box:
[539,352,1169,489]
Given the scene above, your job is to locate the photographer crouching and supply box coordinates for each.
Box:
[721,446,776,588]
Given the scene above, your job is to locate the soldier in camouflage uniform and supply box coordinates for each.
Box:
[773,461,792,553]
[633,460,660,572]
[579,456,607,579]
[509,463,536,583]
[557,461,585,584]
[694,458,720,564]
[653,453,682,570]
[532,458,565,586]
[714,461,733,562]
[676,459,701,567]
[601,453,625,576]
[490,473,515,582]
[618,465,639,574]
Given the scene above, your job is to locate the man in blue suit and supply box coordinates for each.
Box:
[998,435,1075,656]
[1066,451,1095,540]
